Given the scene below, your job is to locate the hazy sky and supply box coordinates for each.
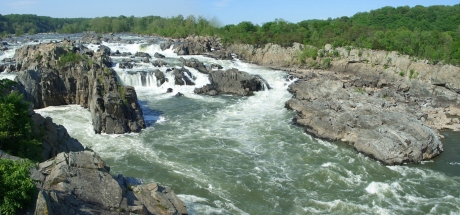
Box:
[0,0,458,25]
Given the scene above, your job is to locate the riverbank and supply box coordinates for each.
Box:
[167,35,460,164]
[1,33,460,214]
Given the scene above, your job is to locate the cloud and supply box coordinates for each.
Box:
[8,1,37,9]
[214,0,232,8]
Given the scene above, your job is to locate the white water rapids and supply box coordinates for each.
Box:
[1,35,459,214]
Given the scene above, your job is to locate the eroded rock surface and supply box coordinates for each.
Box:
[13,39,145,134]
[285,71,443,164]
[30,151,187,215]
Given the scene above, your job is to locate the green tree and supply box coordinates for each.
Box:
[0,79,42,161]
[0,159,37,215]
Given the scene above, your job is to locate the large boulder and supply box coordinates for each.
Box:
[32,151,188,214]
[135,51,151,58]
[172,67,195,86]
[179,57,209,74]
[195,68,269,96]
[152,59,168,67]
[14,40,145,134]
[154,52,166,58]
[285,72,443,165]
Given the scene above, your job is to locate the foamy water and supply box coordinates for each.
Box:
[9,35,459,214]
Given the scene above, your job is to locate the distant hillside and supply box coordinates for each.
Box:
[1,4,459,65]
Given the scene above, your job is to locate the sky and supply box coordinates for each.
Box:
[0,0,458,26]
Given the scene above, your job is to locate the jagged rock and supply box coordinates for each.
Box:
[205,50,233,60]
[172,67,195,86]
[166,88,173,93]
[97,45,111,56]
[2,57,14,62]
[193,84,218,96]
[31,151,188,215]
[80,32,101,44]
[160,39,174,50]
[227,43,303,67]
[154,52,166,58]
[135,52,151,58]
[119,62,134,69]
[31,112,85,161]
[152,59,168,67]
[285,72,443,165]
[210,63,223,70]
[179,57,209,74]
[14,40,145,134]
[432,65,460,93]
[175,92,184,97]
[153,69,166,86]
[172,36,224,56]
[194,68,269,96]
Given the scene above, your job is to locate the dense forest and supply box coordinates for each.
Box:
[1,4,459,65]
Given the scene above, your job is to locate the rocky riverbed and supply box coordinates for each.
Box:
[1,33,460,214]
[167,35,460,164]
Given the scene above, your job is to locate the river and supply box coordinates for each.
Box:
[1,34,459,214]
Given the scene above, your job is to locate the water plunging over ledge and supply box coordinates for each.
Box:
[11,36,459,214]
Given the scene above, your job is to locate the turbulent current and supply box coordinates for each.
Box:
[1,34,460,214]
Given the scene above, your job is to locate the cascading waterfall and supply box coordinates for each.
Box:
[16,34,460,215]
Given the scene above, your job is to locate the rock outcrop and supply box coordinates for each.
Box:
[224,42,460,164]
[31,112,85,161]
[194,68,269,96]
[177,57,269,96]
[285,71,443,164]
[13,39,146,134]
[162,36,233,60]
[227,43,303,67]
[172,67,195,86]
[32,151,188,215]
[1,149,188,215]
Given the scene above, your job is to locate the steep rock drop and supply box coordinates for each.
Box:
[13,39,145,134]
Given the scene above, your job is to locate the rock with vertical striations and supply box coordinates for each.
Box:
[14,39,145,134]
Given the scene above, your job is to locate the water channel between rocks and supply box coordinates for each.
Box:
[1,35,459,214]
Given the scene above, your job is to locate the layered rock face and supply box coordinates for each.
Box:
[13,39,145,134]
[32,151,187,215]
[224,42,460,164]
[227,43,303,67]
[161,36,233,60]
[31,112,85,161]
[285,71,443,164]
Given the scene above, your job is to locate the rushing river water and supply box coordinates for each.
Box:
[1,34,460,214]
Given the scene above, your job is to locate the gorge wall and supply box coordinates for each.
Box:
[13,39,145,134]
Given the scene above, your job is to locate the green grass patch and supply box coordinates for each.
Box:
[354,87,366,94]
[409,69,418,79]
[298,46,319,63]
[322,58,331,69]
[57,51,82,68]
[117,83,127,104]
[399,70,405,77]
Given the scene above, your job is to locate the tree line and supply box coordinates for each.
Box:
[1,4,460,64]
